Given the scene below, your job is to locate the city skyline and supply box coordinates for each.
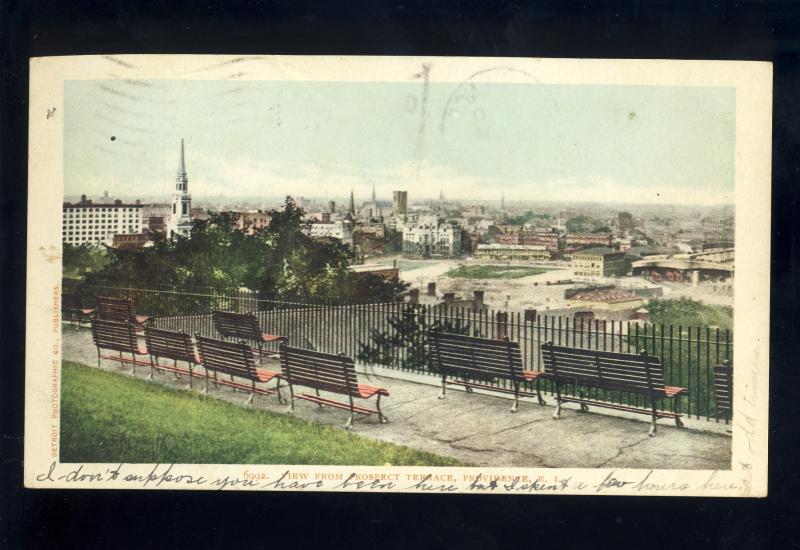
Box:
[65,80,735,205]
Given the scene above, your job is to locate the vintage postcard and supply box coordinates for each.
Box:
[25,55,771,495]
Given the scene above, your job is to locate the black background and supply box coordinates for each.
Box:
[2,1,798,548]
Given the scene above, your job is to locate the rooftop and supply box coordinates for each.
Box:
[568,287,643,303]
[572,246,620,256]
[477,243,548,251]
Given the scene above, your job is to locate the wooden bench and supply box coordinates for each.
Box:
[541,342,688,436]
[196,335,283,406]
[714,361,733,423]
[279,341,389,429]
[95,295,152,330]
[212,309,284,360]
[91,318,151,373]
[62,290,95,329]
[144,326,205,389]
[428,330,546,413]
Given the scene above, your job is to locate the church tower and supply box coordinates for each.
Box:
[168,139,193,238]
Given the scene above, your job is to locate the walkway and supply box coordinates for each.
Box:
[62,327,731,469]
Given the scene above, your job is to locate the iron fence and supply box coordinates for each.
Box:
[64,281,732,423]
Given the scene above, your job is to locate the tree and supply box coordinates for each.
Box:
[63,244,110,279]
[357,304,469,371]
[566,216,590,233]
[83,196,407,303]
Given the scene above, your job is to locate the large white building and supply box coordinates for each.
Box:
[402,215,461,258]
[62,195,143,246]
[307,220,354,248]
[167,139,193,238]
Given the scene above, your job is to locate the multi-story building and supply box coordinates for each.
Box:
[62,195,143,246]
[496,232,520,245]
[110,233,150,250]
[519,230,560,253]
[353,225,385,256]
[565,232,613,249]
[307,220,354,248]
[232,211,271,235]
[474,244,550,262]
[572,247,627,278]
[402,215,461,258]
[392,190,408,216]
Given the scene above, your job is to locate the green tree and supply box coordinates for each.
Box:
[357,304,469,371]
[63,244,110,279]
[84,196,407,303]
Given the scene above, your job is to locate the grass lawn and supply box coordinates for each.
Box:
[445,264,550,279]
[60,361,463,466]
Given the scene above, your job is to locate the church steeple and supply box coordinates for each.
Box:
[348,189,356,216]
[168,138,192,239]
[175,138,188,192]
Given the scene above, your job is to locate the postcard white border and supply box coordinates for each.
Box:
[25,55,771,495]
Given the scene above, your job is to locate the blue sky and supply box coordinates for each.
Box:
[64,79,735,205]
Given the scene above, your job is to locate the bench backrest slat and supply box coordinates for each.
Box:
[428,331,524,381]
[197,335,256,380]
[145,326,195,364]
[91,319,138,354]
[542,343,666,393]
[713,363,733,415]
[96,295,135,323]
[280,343,358,397]
[212,310,261,341]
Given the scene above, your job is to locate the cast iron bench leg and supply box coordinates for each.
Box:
[315,387,325,407]
[649,400,658,436]
[674,395,684,428]
[535,379,547,406]
[376,394,388,423]
[438,375,446,399]
[344,396,355,429]
[552,382,562,419]
[510,382,519,413]
[275,378,286,405]
[286,383,296,413]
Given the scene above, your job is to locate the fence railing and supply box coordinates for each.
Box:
[65,282,733,423]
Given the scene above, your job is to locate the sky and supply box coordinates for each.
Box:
[64,79,735,205]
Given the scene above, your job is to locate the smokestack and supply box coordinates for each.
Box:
[496,311,509,340]
[427,282,436,296]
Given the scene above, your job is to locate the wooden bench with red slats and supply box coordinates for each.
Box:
[91,318,151,373]
[62,290,96,329]
[279,341,389,429]
[212,309,284,360]
[95,295,152,331]
[144,326,206,389]
[541,342,688,436]
[195,334,284,406]
[428,330,547,413]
